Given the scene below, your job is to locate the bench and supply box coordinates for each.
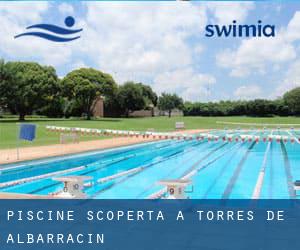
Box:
[175,122,185,130]
[60,132,80,144]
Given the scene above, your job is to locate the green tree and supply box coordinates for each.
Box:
[0,59,9,109]
[117,82,146,117]
[61,68,117,120]
[283,87,300,115]
[138,83,158,107]
[158,93,183,118]
[0,61,59,121]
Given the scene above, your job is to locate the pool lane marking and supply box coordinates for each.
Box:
[80,140,197,176]
[0,139,163,171]
[0,141,162,179]
[147,142,239,199]
[149,142,242,199]
[251,130,274,199]
[182,143,239,180]
[27,140,197,195]
[10,140,184,194]
[30,167,145,195]
[182,130,259,180]
[280,141,295,198]
[0,165,87,189]
[91,141,205,198]
[96,167,143,184]
[0,140,178,176]
[251,142,271,199]
[269,141,274,198]
[30,167,146,195]
[222,141,256,199]
[28,181,62,195]
[180,142,229,177]
[137,142,229,198]
[149,130,258,199]
[202,142,246,199]
[286,130,300,144]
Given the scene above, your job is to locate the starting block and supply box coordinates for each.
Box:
[53,176,91,199]
[158,179,192,199]
[294,180,300,196]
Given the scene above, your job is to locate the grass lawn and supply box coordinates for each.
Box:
[1,116,300,149]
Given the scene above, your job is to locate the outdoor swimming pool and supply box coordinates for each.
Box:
[0,129,299,199]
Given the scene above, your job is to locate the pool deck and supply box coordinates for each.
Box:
[0,192,54,199]
[0,129,206,165]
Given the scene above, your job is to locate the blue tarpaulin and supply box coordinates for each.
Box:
[19,124,36,141]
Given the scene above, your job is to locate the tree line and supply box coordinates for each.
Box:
[0,60,299,120]
[184,89,300,117]
[0,60,183,120]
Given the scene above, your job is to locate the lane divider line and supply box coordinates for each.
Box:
[0,165,87,189]
[251,129,273,199]
[280,141,295,198]
[221,142,256,199]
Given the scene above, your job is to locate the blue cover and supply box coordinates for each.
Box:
[19,124,36,141]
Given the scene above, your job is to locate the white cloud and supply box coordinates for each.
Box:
[0,2,48,23]
[286,11,300,42]
[234,85,262,100]
[216,11,300,78]
[0,2,78,67]
[193,44,204,55]
[273,60,300,98]
[4,1,298,102]
[58,3,74,15]
[207,2,255,24]
[78,2,207,83]
[153,68,216,101]
[0,2,212,94]
[217,34,296,77]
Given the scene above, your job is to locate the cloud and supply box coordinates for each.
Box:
[78,2,207,83]
[272,60,300,98]
[0,2,48,23]
[153,68,216,101]
[0,2,78,67]
[234,85,262,100]
[0,2,212,100]
[193,44,204,55]
[1,1,299,102]
[216,11,300,78]
[58,3,74,15]
[217,34,296,77]
[207,2,255,24]
[286,11,300,42]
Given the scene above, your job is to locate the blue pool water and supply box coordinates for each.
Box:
[1,130,299,199]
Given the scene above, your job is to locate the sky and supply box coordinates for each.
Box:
[0,1,300,102]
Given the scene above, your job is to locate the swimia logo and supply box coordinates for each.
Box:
[14,16,83,42]
[205,20,275,38]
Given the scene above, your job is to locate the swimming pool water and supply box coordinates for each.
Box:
[0,130,299,199]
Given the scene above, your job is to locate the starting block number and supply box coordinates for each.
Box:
[63,183,80,193]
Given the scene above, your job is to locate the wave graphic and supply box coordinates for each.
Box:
[14,17,82,42]
[14,32,81,42]
[27,24,83,35]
